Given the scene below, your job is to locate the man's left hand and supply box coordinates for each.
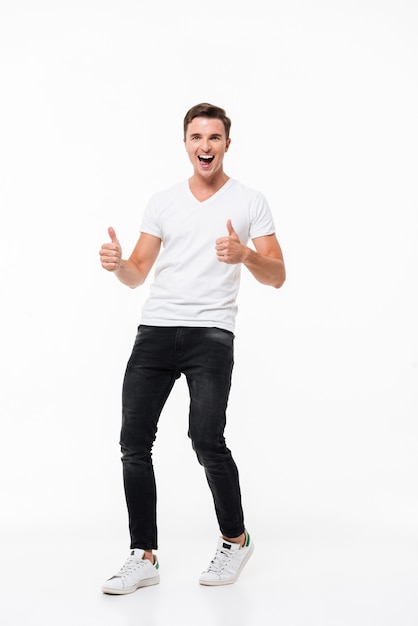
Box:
[215,220,246,264]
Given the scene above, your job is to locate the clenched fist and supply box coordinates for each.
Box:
[99,226,122,271]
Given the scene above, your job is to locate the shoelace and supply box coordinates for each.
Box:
[117,557,147,577]
[207,547,234,573]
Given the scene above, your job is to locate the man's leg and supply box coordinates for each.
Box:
[120,325,179,550]
[182,327,254,585]
[183,327,245,539]
[102,326,181,595]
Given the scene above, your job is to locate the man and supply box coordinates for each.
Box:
[99,103,285,594]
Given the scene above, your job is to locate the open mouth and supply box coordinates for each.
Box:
[198,155,214,164]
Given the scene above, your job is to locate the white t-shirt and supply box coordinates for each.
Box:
[139,178,276,332]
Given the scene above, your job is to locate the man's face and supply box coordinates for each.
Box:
[184,116,231,179]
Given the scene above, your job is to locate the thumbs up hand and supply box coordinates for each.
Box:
[226,219,239,240]
[215,219,245,264]
[99,226,122,271]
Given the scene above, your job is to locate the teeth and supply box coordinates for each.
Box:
[199,155,213,161]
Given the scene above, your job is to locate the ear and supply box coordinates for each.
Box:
[225,138,231,152]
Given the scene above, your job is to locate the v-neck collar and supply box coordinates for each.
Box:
[187,178,234,204]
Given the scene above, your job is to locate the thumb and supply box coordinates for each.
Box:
[108,226,118,243]
[226,219,237,237]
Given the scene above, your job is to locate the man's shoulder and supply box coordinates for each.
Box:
[228,179,267,203]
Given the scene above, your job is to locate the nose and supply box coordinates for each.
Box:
[201,138,211,152]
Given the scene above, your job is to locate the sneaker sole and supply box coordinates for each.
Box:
[199,542,255,586]
[101,574,160,595]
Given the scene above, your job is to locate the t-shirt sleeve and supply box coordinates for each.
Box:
[249,192,276,239]
[140,195,162,238]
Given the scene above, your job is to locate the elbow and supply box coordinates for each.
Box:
[273,278,285,289]
[128,277,145,289]
[273,265,286,289]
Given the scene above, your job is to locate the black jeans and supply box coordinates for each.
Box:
[120,325,245,550]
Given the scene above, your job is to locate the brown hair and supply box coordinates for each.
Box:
[183,103,231,140]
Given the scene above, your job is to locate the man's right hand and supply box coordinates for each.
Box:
[99,226,122,272]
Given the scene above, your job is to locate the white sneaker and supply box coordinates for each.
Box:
[199,532,254,586]
[101,549,160,595]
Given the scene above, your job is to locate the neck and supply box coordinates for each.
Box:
[189,172,229,201]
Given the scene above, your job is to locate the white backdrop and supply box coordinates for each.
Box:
[1,0,417,561]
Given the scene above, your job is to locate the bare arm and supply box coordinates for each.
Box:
[99,227,161,288]
[215,220,286,289]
